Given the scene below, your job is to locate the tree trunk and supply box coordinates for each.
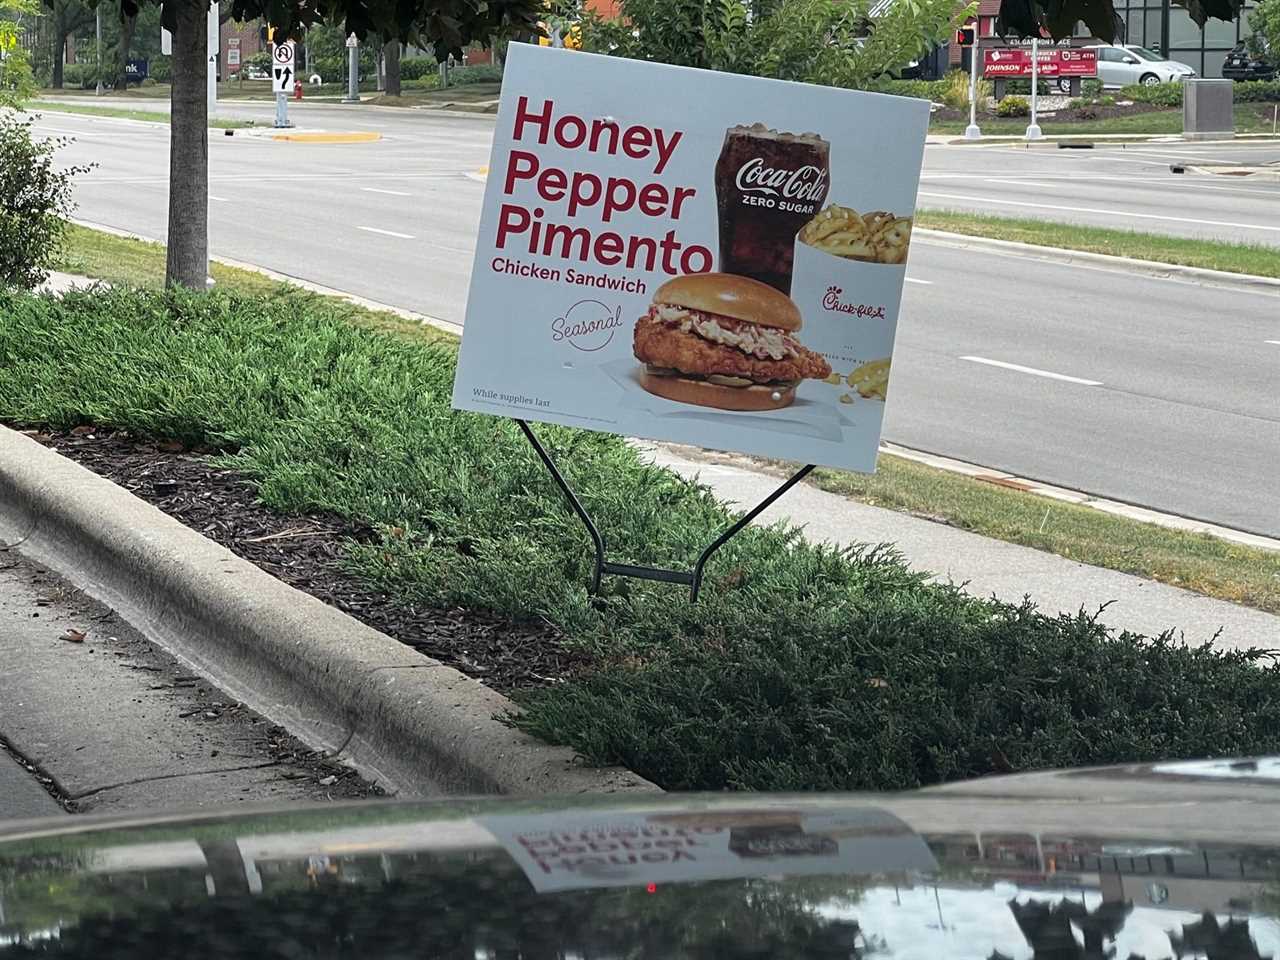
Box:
[51,30,65,88]
[114,6,137,92]
[165,0,208,289]
[383,39,400,97]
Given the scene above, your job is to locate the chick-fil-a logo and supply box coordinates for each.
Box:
[551,299,625,352]
[823,286,886,320]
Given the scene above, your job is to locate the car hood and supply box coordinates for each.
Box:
[2,757,1279,957]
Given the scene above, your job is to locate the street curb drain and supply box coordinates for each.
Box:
[0,426,659,799]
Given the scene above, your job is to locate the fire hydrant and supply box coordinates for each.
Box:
[293,79,303,100]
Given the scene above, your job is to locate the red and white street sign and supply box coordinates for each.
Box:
[982,48,1097,78]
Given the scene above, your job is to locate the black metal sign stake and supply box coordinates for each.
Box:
[517,420,815,603]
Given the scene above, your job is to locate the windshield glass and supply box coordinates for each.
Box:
[1130,46,1167,60]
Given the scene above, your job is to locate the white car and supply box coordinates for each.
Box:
[1085,44,1197,88]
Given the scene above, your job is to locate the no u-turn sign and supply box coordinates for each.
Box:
[272,41,295,93]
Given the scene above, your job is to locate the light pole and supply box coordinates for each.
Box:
[1025,36,1043,140]
[965,42,981,139]
[344,33,359,102]
[95,5,102,95]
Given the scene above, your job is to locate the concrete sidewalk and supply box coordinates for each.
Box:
[644,444,1280,653]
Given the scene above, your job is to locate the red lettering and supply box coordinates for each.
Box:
[567,172,602,217]
[513,97,553,144]
[496,204,531,248]
[595,232,624,265]
[622,125,651,159]
[504,150,539,193]
[556,114,587,149]
[638,183,668,216]
[602,178,636,222]
[538,166,568,202]
[680,245,713,274]
[659,231,682,273]
[589,118,621,154]
[542,222,591,260]
[671,186,697,219]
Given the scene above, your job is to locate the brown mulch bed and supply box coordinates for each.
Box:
[27,428,587,694]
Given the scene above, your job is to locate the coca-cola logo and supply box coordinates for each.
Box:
[551,299,624,351]
[735,158,828,203]
[823,286,886,320]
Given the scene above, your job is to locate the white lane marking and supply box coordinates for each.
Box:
[208,195,230,202]
[360,187,413,197]
[357,225,415,239]
[904,277,932,285]
[1267,340,1280,345]
[984,178,1054,188]
[917,190,1280,234]
[925,172,1280,199]
[960,355,1103,386]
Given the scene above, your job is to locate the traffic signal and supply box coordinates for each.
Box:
[259,23,275,44]
[955,25,976,46]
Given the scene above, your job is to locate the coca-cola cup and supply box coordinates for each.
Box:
[715,124,830,295]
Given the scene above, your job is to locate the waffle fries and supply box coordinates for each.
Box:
[797,205,913,265]
[847,358,891,400]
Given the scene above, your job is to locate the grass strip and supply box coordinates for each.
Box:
[4,284,1280,792]
[54,224,1280,613]
[810,457,1280,615]
[55,224,451,347]
[29,101,254,129]
[914,210,1280,279]
[929,103,1277,136]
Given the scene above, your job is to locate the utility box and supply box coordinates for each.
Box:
[1183,79,1234,140]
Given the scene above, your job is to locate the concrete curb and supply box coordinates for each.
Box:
[915,227,1280,296]
[0,427,658,798]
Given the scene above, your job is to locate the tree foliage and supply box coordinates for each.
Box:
[1,0,38,105]
[579,0,972,88]
[996,0,1245,42]
[0,114,91,289]
[1247,0,1280,64]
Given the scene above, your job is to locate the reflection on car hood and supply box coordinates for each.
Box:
[2,758,1279,958]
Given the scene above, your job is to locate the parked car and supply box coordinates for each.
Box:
[1222,43,1276,81]
[1086,43,1197,87]
[3,759,1279,958]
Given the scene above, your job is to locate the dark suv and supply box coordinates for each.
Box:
[1222,44,1276,80]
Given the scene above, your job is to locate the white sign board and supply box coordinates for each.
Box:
[227,48,240,66]
[480,806,937,894]
[272,40,295,93]
[451,46,929,473]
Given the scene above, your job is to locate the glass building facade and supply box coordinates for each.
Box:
[1114,0,1260,77]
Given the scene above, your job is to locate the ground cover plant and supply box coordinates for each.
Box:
[4,284,1279,791]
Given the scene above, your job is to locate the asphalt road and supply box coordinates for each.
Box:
[29,105,1280,538]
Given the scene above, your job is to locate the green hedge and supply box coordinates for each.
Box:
[1120,82,1184,106]
[448,63,503,85]
[1233,79,1280,101]
[5,286,1280,792]
[995,95,1030,116]
[399,56,437,81]
[59,63,99,89]
[149,55,171,83]
[872,77,951,101]
[1120,79,1280,107]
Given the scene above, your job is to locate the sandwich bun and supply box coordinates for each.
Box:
[652,272,802,332]
[639,370,796,411]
